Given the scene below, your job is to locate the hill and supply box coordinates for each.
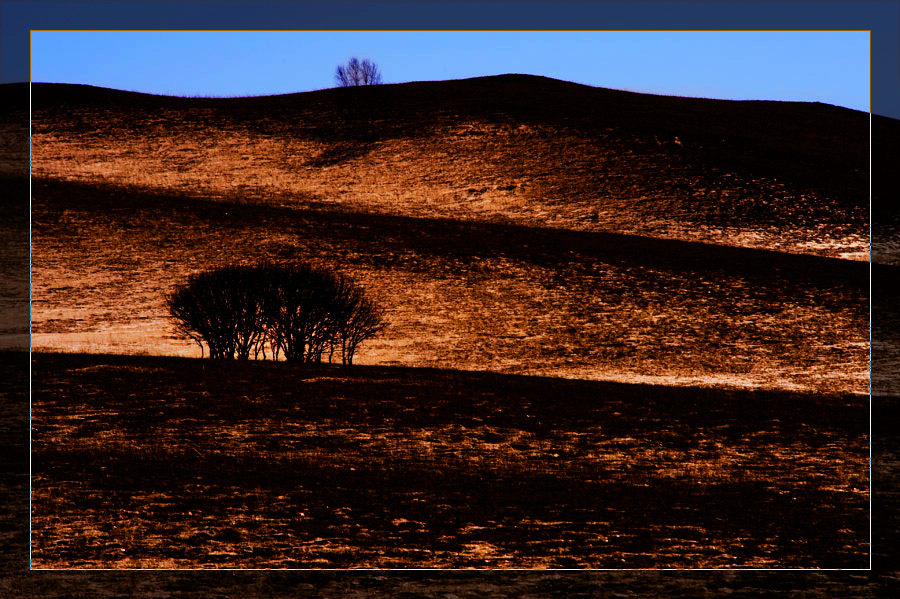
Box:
[24,75,885,392]
[28,75,883,260]
[13,74,896,576]
[8,71,900,593]
[30,175,870,393]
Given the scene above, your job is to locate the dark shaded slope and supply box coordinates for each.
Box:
[33,176,871,291]
[873,114,900,219]
[31,351,868,568]
[0,83,28,179]
[0,177,28,345]
[0,82,28,112]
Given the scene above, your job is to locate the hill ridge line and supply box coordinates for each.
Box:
[24,77,872,116]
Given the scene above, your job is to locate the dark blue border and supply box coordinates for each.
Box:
[2,0,898,119]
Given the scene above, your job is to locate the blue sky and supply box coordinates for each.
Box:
[30,30,870,111]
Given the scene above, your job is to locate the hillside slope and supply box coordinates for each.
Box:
[31,177,870,393]
[29,75,879,259]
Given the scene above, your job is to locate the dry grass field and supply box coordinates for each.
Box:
[31,176,868,393]
[30,352,868,569]
[30,77,873,261]
[12,75,896,577]
[4,352,899,594]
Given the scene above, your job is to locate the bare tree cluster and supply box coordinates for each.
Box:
[335,57,383,87]
[166,262,386,364]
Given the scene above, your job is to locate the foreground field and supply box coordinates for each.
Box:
[10,354,900,595]
[31,352,868,569]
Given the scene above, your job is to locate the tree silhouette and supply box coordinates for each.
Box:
[166,265,267,360]
[166,262,386,364]
[338,291,386,365]
[335,57,383,87]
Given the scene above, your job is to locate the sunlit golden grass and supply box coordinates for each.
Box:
[31,111,868,261]
[31,178,868,394]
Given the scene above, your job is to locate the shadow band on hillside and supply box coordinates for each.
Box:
[33,177,876,290]
[31,350,871,409]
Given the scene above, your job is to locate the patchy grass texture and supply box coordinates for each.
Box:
[31,353,868,569]
[24,76,880,570]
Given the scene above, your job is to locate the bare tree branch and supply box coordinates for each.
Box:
[335,57,383,87]
[166,262,387,364]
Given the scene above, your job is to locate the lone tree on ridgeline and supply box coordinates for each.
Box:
[166,262,386,364]
[335,57,383,87]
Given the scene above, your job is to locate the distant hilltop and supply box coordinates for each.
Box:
[25,74,898,257]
